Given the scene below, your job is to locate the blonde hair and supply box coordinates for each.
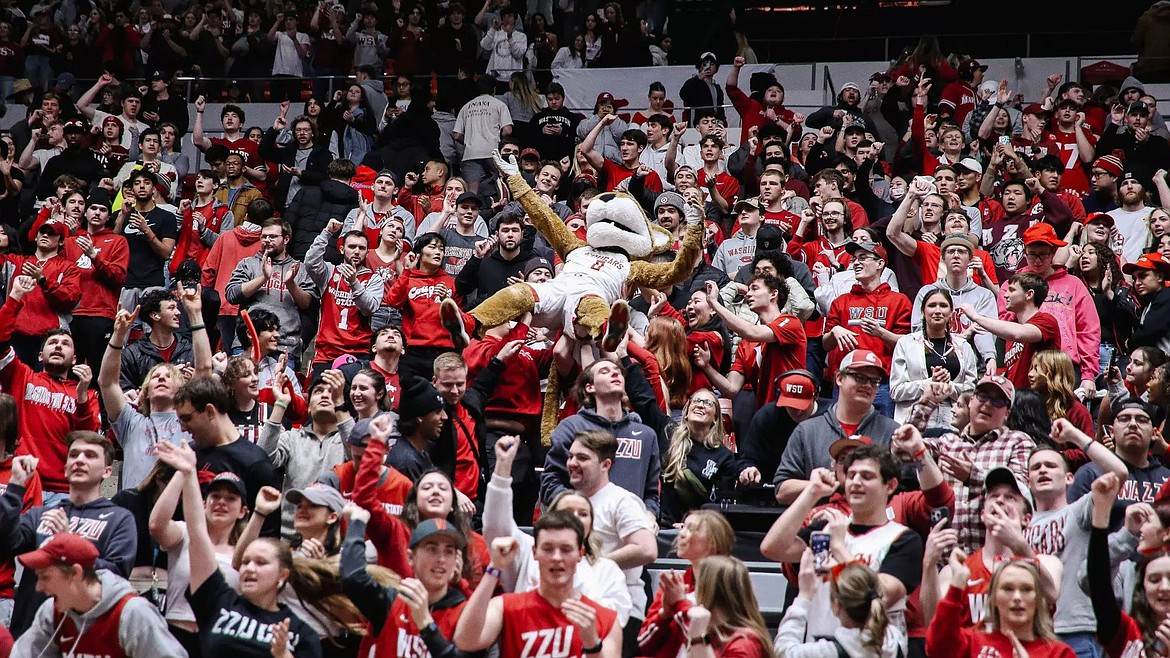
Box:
[1030,350,1077,420]
[139,363,185,416]
[675,510,735,558]
[830,562,889,656]
[694,556,775,658]
[985,560,1058,641]
[549,490,599,563]
[510,73,543,115]
[663,389,726,483]
[645,317,692,411]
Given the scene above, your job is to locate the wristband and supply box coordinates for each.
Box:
[485,566,502,579]
[109,343,124,350]
[273,401,289,410]
[189,323,206,331]
[688,635,711,647]
[911,447,928,460]
[582,641,604,654]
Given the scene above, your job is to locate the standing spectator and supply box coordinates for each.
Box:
[480,8,526,88]
[725,56,801,143]
[890,288,979,428]
[453,78,513,193]
[0,435,136,637]
[192,97,269,188]
[113,129,178,200]
[225,218,318,361]
[455,212,534,305]
[388,379,448,480]
[920,374,1035,554]
[389,5,430,77]
[2,221,80,366]
[938,59,986,126]
[1106,171,1155,264]
[347,10,390,70]
[284,158,360,261]
[1133,2,1170,82]
[64,191,128,375]
[330,84,378,166]
[173,171,235,273]
[679,52,725,125]
[76,75,150,151]
[118,288,193,393]
[268,12,311,103]
[261,113,334,212]
[961,272,1060,390]
[345,172,417,244]
[140,71,189,138]
[305,220,384,378]
[35,121,104,199]
[202,199,268,352]
[432,3,477,81]
[117,170,179,304]
[577,94,629,165]
[0,280,99,504]
[906,233,998,369]
[772,349,899,503]
[1126,251,1170,353]
[582,117,663,193]
[1097,101,1170,179]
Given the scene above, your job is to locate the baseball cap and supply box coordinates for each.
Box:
[519,148,541,161]
[975,374,1015,404]
[734,197,761,213]
[375,169,400,186]
[1123,252,1170,276]
[829,435,874,461]
[596,92,616,105]
[18,533,99,570]
[1128,101,1151,115]
[939,233,975,255]
[960,59,989,75]
[755,224,784,252]
[843,119,866,133]
[1082,211,1115,228]
[102,115,122,128]
[206,471,247,498]
[1021,222,1067,248]
[347,416,377,446]
[37,221,67,238]
[455,191,483,208]
[331,354,359,370]
[1021,103,1048,117]
[955,157,983,175]
[845,239,887,261]
[841,82,861,93]
[984,467,1033,511]
[149,70,168,81]
[839,349,886,376]
[286,483,347,513]
[410,518,467,549]
[653,191,686,215]
[869,71,892,82]
[1110,396,1158,422]
[774,370,816,411]
[62,120,87,134]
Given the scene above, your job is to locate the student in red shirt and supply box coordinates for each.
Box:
[305,220,384,379]
[192,96,267,186]
[453,510,622,658]
[2,221,81,366]
[725,56,801,144]
[959,271,1060,390]
[64,189,128,373]
[580,113,663,193]
[938,59,986,126]
[695,274,807,409]
[696,134,739,220]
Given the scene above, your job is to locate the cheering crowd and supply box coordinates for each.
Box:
[0,11,1168,657]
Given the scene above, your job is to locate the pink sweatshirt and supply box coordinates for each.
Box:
[996,265,1101,380]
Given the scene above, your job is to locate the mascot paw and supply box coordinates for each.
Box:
[440,298,471,349]
[683,202,703,226]
[600,300,630,353]
[492,149,520,177]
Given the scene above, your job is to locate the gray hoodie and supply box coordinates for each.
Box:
[13,570,186,658]
[225,252,319,352]
[540,407,661,517]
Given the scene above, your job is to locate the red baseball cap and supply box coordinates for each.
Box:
[1081,212,1115,228]
[36,221,67,239]
[775,371,816,411]
[1022,222,1067,247]
[845,239,888,261]
[1022,103,1049,117]
[18,533,99,570]
[829,435,874,461]
[1123,252,1170,276]
[839,349,887,376]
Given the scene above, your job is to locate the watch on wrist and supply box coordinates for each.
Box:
[688,634,711,647]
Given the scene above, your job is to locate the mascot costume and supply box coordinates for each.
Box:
[440,151,704,439]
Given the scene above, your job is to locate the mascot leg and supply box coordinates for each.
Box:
[442,284,537,349]
[573,297,629,353]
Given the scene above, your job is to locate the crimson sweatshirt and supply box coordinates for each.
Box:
[0,297,100,492]
[201,223,263,318]
[463,322,552,422]
[927,587,1076,658]
[0,253,80,338]
[824,282,912,378]
[383,267,468,349]
[64,229,128,319]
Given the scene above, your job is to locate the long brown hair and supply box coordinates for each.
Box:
[985,560,1058,641]
[694,556,775,658]
[1131,552,1170,656]
[645,316,691,410]
[1029,350,1077,420]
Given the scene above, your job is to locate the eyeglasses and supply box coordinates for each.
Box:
[821,211,844,219]
[689,398,717,408]
[845,371,883,387]
[1115,413,1152,425]
[852,253,880,263]
[975,392,1010,408]
[1024,250,1053,260]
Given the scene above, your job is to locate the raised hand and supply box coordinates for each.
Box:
[9,456,38,487]
[195,95,206,113]
[808,467,838,499]
[325,218,343,234]
[8,275,36,301]
[343,502,371,524]
[270,618,292,658]
[254,486,283,517]
[72,364,92,391]
[492,149,519,176]
[490,536,519,569]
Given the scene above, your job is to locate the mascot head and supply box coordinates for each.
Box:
[584,192,673,258]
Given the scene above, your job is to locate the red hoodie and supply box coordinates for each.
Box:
[398,183,444,225]
[383,268,470,349]
[824,282,912,378]
[63,229,128,319]
[201,223,263,317]
[172,199,233,274]
[0,252,81,339]
[463,322,553,422]
[0,456,42,598]
[0,297,100,492]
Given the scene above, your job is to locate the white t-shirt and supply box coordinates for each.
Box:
[1107,205,1153,264]
[589,482,654,620]
[32,147,60,173]
[273,31,311,76]
[454,94,514,161]
[164,522,239,624]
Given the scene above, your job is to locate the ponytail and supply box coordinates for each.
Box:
[829,563,889,655]
[861,593,890,655]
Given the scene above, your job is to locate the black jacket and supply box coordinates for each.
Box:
[119,334,194,392]
[259,128,334,210]
[1129,287,1170,353]
[454,245,536,308]
[679,75,725,125]
[284,178,360,262]
[36,148,106,198]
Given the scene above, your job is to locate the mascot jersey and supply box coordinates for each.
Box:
[530,246,630,334]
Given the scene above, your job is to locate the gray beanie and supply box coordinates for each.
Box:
[653,191,686,215]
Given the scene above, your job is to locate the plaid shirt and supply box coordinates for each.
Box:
[918,406,1036,554]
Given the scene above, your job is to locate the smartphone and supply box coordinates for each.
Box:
[1106,345,1119,375]
[998,135,1011,146]
[811,531,831,575]
[929,506,951,527]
